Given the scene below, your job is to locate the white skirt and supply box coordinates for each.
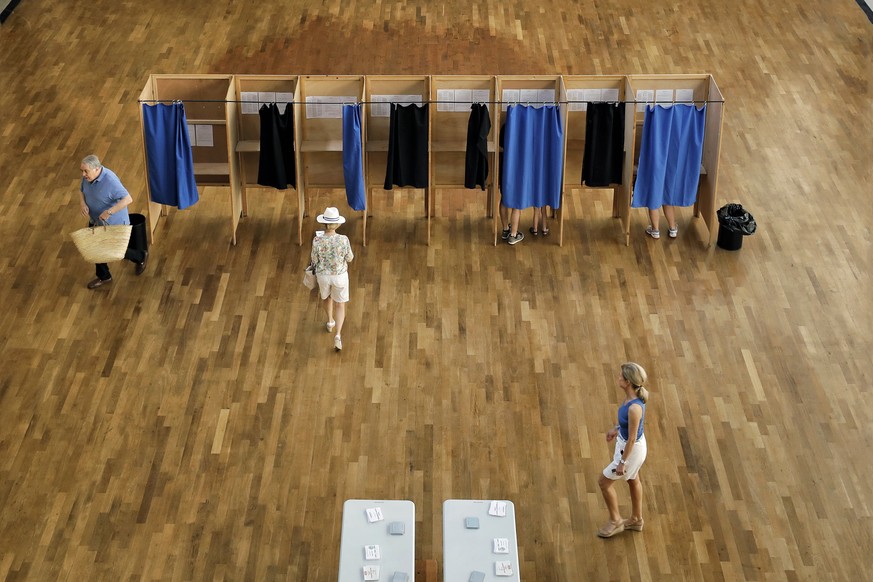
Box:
[602,434,647,481]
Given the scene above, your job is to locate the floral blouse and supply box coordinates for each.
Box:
[311,233,354,275]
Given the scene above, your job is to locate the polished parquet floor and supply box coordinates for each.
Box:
[1,1,871,581]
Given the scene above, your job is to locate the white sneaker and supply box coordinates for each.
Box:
[645,225,660,239]
[326,320,336,333]
[668,226,678,238]
[334,336,342,351]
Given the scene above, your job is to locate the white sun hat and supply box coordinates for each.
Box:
[316,206,346,224]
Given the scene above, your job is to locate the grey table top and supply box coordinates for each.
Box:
[338,499,416,582]
[442,500,520,582]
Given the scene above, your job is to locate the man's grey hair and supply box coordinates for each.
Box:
[81,154,102,169]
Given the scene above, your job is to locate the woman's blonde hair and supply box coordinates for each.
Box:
[325,223,340,231]
[621,362,650,403]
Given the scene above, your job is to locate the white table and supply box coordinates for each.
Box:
[338,499,416,582]
[442,500,520,581]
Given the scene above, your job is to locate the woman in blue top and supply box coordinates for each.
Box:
[597,362,650,538]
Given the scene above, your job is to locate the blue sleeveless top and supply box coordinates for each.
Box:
[618,398,645,440]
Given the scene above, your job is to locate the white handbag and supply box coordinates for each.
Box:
[303,264,317,290]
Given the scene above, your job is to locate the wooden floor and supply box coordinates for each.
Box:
[1,1,871,581]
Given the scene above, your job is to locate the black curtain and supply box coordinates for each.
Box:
[581,102,624,187]
[464,103,491,190]
[384,103,429,189]
[258,103,296,190]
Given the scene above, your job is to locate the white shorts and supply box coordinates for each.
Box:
[602,435,647,481]
[317,272,350,302]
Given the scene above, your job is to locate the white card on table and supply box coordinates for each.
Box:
[365,544,381,560]
[366,507,384,523]
[493,538,509,554]
[495,561,513,576]
[362,565,380,581]
[488,501,507,517]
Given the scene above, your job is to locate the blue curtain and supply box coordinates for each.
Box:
[142,102,199,210]
[501,105,564,210]
[632,104,706,209]
[342,104,366,211]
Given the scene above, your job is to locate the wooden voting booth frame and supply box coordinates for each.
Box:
[560,76,635,246]
[364,75,432,244]
[429,75,498,235]
[138,74,242,244]
[626,74,725,247]
[138,74,724,248]
[297,75,366,245]
[233,75,302,241]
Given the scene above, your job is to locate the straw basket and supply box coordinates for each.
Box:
[70,223,133,263]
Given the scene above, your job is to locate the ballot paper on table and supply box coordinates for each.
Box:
[362,565,380,581]
[366,507,384,523]
[495,561,513,576]
[488,501,507,517]
[493,538,509,554]
[365,545,381,560]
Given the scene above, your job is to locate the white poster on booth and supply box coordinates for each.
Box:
[636,90,654,112]
[194,125,214,147]
[655,89,674,107]
[240,92,259,115]
[675,88,695,103]
[566,89,583,111]
[602,88,620,102]
[538,89,554,105]
[437,89,454,112]
[472,90,490,105]
[454,89,472,112]
[518,89,539,105]
[276,92,294,114]
[501,89,519,111]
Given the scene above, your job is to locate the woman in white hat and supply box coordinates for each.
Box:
[311,207,354,351]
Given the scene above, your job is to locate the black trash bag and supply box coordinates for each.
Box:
[717,203,756,235]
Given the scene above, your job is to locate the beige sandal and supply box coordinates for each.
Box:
[623,517,644,531]
[597,520,625,538]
